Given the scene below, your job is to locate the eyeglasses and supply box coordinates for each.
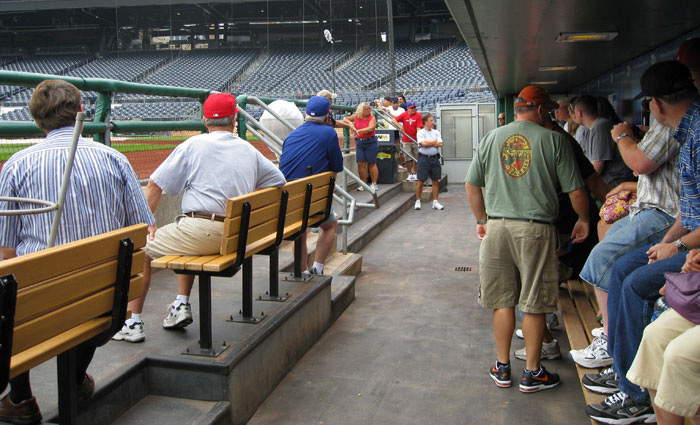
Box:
[642,97,651,111]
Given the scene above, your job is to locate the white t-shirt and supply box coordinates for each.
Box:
[417,128,442,156]
[388,106,405,118]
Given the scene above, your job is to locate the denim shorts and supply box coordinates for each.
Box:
[355,137,378,163]
[417,154,441,181]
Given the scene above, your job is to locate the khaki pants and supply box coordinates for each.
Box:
[627,308,700,417]
[146,215,224,259]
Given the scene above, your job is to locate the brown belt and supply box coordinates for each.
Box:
[185,211,226,222]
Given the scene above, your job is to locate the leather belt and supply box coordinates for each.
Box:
[420,153,440,158]
[184,211,226,222]
[488,216,552,225]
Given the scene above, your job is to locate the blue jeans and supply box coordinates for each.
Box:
[579,209,673,291]
[606,243,686,400]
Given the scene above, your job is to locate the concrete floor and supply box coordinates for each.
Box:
[248,184,591,425]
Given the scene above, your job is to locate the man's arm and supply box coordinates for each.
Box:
[567,186,590,243]
[611,122,660,174]
[391,118,404,134]
[466,182,487,240]
[591,160,604,175]
[584,173,610,203]
[1,247,16,260]
[145,179,163,213]
[646,216,693,263]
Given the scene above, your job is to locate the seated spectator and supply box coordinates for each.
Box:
[573,95,635,186]
[498,112,506,126]
[568,97,589,143]
[597,96,623,124]
[344,102,379,192]
[583,60,700,425]
[626,249,700,425]
[136,93,285,334]
[414,113,444,211]
[0,80,155,423]
[280,96,344,275]
[555,98,571,131]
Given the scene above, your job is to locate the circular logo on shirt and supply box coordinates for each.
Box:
[500,134,531,178]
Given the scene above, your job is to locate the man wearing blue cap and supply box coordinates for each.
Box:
[280,96,344,275]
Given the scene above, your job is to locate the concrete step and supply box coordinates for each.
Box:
[111,396,230,425]
[330,275,356,323]
[345,190,415,254]
[402,174,449,197]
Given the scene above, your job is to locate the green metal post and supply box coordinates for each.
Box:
[343,112,351,149]
[93,91,112,144]
[236,95,248,140]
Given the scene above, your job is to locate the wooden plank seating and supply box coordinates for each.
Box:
[558,278,606,425]
[0,223,147,425]
[150,172,336,357]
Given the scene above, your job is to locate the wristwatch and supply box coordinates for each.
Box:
[477,219,487,225]
[616,133,629,142]
[676,238,689,252]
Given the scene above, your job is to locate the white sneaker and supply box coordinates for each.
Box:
[432,200,444,210]
[514,339,562,361]
[356,185,364,191]
[569,335,613,368]
[163,302,193,329]
[591,327,605,338]
[112,321,145,343]
[411,174,418,181]
[515,329,524,339]
[370,183,378,192]
[414,199,421,210]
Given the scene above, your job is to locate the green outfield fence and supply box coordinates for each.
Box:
[0,70,356,179]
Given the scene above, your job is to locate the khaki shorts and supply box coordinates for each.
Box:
[627,308,700,418]
[401,141,419,162]
[478,218,559,313]
[146,215,224,259]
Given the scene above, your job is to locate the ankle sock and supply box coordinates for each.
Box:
[496,360,510,368]
[543,340,557,348]
[312,262,324,274]
[174,295,189,306]
[125,314,142,326]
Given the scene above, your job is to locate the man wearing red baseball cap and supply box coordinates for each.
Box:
[466,85,590,393]
[111,93,286,343]
[392,101,423,181]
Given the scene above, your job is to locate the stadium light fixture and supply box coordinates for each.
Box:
[538,65,577,72]
[530,81,558,85]
[556,32,618,42]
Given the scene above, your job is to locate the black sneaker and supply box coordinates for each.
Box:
[489,361,511,388]
[519,366,560,393]
[582,367,620,395]
[585,392,655,425]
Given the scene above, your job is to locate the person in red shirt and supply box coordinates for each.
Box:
[392,102,423,181]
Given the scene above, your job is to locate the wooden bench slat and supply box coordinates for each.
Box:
[223,201,281,238]
[0,224,147,289]
[184,255,221,271]
[15,249,145,324]
[225,187,282,218]
[151,255,186,269]
[10,317,111,378]
[202,253,238,272]
[12,277,141,355]
[167,256,206,270]
[566,279,602,342]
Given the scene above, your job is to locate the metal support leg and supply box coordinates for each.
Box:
[57,348,78,425]
[282,236,311,282]
[183,274,229,357]
[228,257,266,323]
[259,248,289,302]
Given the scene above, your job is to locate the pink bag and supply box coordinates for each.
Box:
[599,191,637,224]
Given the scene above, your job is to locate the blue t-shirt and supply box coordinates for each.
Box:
[280,121,344,180]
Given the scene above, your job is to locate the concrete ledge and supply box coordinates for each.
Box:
[330,275,356,323]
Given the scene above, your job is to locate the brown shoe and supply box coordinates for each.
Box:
[0,394,42,425]
[78,374,95,400]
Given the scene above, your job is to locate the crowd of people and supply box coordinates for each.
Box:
[467,38,700,425]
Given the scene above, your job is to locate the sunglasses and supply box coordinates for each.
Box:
[642,97,651,111]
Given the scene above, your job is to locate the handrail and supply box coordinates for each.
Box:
[374,108,419,163]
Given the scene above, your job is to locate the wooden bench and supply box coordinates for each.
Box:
[0,223,147,425]
[558,278,605,425]
[151,172,335,357]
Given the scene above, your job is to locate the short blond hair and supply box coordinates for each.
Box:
[316,89,337,100]
[356,102,372,119]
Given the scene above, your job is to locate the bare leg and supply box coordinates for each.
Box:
[357,162,368,183]
[649,390,684,425]
[493,307,515,364]
[543,325,554,344]
[408,161,415,175]
[128,254,152,315]
[369,163,378,184]
[522,312,545,371]
[177,274,196,298]
[315,221,338,265]
[415,180,424,200]
[431,180,439,201]
[597,220,612,241]
[594,287,609,334]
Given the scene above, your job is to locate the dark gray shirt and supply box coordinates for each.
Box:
[581,117,633,186]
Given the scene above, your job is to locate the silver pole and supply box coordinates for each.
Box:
[386,0,396,96]
[48,112,85,248]
[342,170,348,254]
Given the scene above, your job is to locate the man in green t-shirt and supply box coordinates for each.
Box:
[466,85,590,393]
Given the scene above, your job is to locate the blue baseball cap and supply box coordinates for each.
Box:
[306,96,330,117]
[406,101,417,109]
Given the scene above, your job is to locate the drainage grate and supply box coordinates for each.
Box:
[454,266,472,272]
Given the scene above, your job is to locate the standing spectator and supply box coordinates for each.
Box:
[388,97,405,118]
[597,96,623,124]
[280,96,344,275]
[398,94,408,111]
[573,95,635,186]
[555,98,570,131]
[0,80,155,423]
[568,97,589,143]
[466,85,589,393]
[317,89,356,136]
[414,113,444,211]
[584,60,700,425]
[344,102,379,192]
[392,102,423,182]
[498,112,506,126]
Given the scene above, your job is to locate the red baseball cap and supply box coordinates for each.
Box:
[203,93,238,119]
[515,85,558,108]
[676,38,700,72]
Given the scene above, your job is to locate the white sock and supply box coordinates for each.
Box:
[126,314,143,325]
[543,340,557,348]
[174,295,189,306]
[312,261,324,274]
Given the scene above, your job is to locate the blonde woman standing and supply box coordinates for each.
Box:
[344,102,378,191]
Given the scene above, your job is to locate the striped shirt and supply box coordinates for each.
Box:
[0,127,155,256]
[629,121,680,217]
[675,98,700,230]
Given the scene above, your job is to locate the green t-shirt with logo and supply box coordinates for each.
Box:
[465,120,583,222]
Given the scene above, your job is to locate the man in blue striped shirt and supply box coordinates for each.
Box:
[584,60,700,424]
[0,80,154,424]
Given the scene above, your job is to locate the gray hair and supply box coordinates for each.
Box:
[204,114,236,127]
[305,114,326,123]
[658,86,699,105]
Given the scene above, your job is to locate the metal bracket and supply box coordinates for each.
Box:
[182,341,230,358]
